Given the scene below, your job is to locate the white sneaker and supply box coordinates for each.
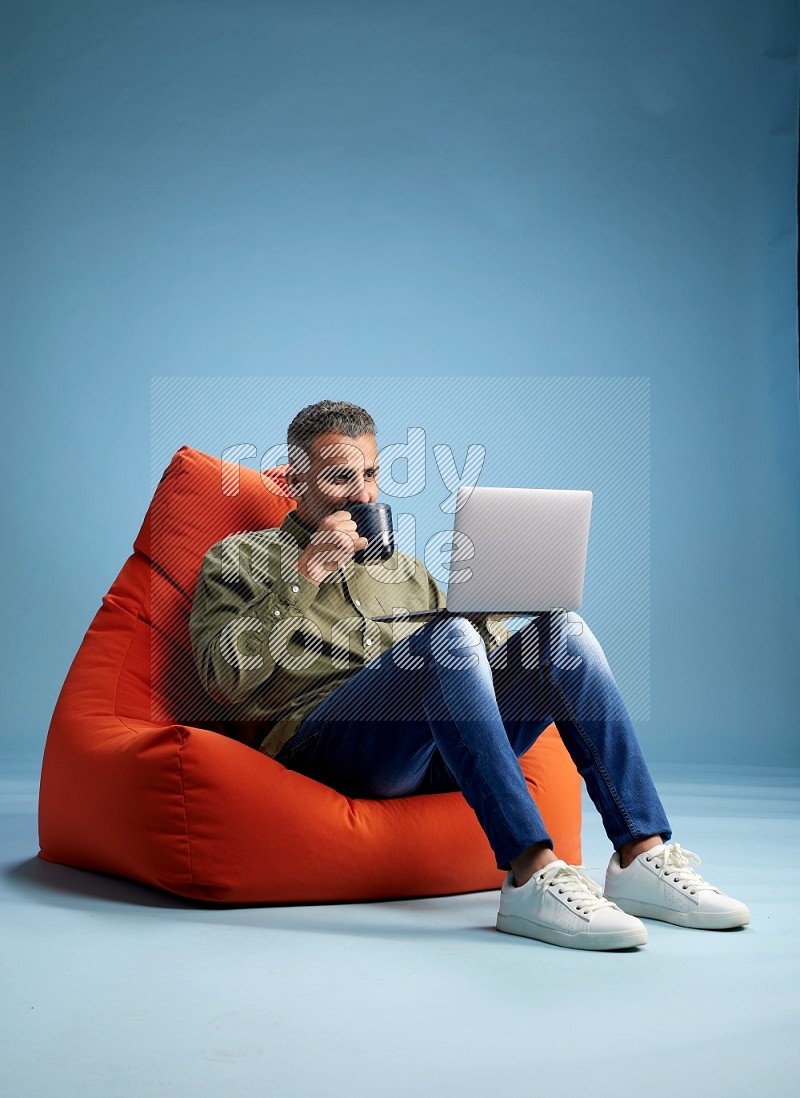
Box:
[604,843,750,930]
[496,859,648,950]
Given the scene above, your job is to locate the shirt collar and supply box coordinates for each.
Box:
[279,507,315,551]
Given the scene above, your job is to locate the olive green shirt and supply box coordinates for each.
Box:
[189,508,511,758]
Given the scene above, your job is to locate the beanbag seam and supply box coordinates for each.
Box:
[175,728,196,886]
[113,611,146,720]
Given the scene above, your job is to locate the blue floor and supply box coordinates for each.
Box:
[2,756,799,1097]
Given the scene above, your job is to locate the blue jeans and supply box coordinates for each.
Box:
[274,613,672,871]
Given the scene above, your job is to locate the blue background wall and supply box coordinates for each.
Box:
[2,0,798,767]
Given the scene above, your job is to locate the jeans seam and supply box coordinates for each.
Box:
[423,653,547,860]
[279,726,323,762]
[545,667,639,840]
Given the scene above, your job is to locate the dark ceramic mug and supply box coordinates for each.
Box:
[346,502,394,564]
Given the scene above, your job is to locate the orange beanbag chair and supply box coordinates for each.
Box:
[37,445,581,903]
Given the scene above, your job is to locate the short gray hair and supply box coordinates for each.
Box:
[287,399,376,468]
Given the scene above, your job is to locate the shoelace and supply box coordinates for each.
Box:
[644,843,720,896]
[534,862,613,915]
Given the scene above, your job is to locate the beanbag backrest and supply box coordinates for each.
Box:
[135,447,292,594]
[138,447,293,730]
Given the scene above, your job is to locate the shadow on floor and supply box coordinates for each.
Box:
[7,855,517,941]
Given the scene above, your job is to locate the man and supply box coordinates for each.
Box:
[190,399,749,951]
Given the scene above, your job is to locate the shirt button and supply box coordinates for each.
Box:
[291,585,299,593]
[354,598,361,605]
[274,609,281,617]
[365,638,373,646]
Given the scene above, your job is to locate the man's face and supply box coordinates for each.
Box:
[286,431,380,530]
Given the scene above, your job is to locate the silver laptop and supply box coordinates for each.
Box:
[372,485,593,622]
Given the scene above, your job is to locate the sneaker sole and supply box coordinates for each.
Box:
[496,912,648,951]
[608,897,750,930]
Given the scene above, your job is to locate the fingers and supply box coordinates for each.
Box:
[308,526,368,570]
[319,513,368,549]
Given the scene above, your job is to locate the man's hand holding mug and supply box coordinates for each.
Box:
[296,511,369,586]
